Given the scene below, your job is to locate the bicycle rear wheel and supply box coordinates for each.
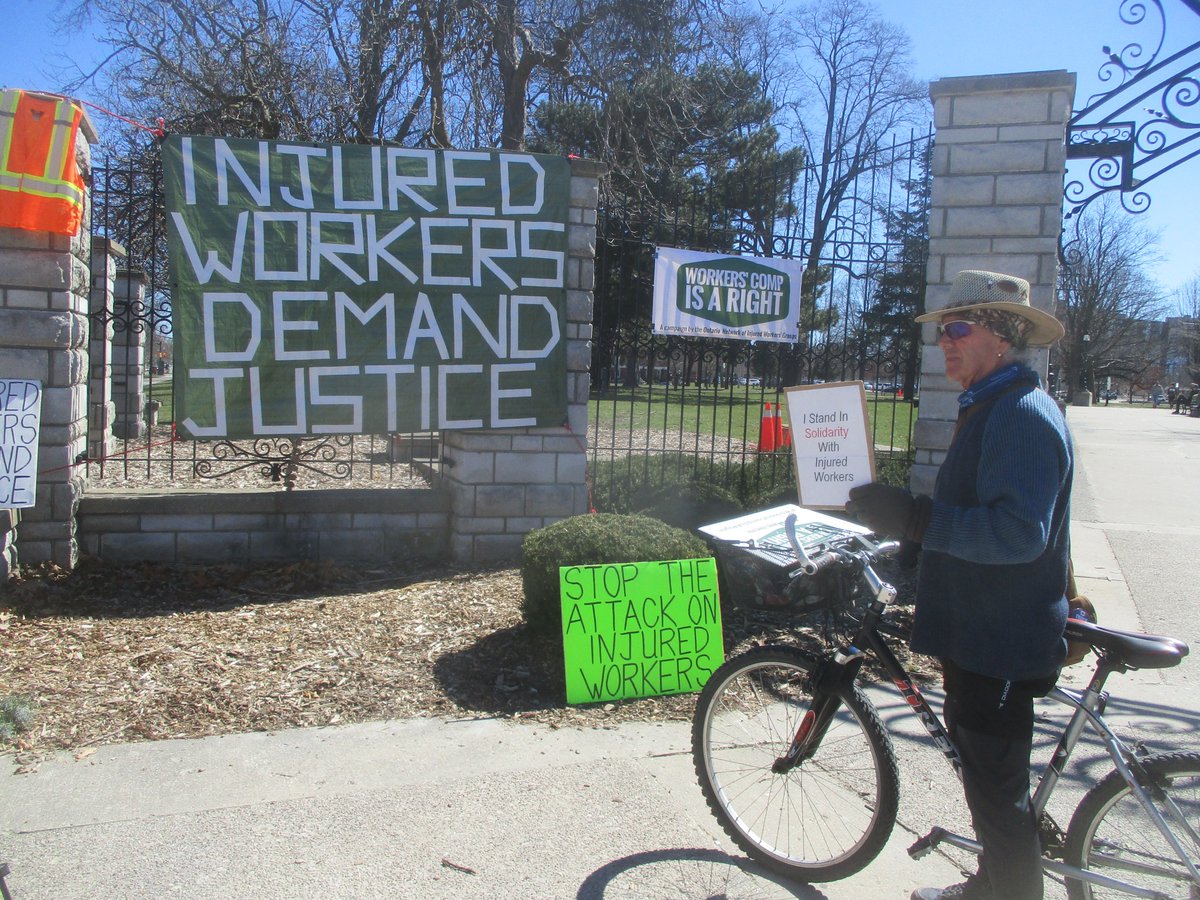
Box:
[1064,751,1200,899]
[692,645,900,882]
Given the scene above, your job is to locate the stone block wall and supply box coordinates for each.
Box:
[2,146,604,575]
[77,488,450,564]
[111,268,149,440]
[912,70,1076,495]
[0,109,98,575]
[441,157,603,564]
[87,238,122,464]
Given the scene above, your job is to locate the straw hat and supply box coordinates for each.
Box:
[915,269,1065,346]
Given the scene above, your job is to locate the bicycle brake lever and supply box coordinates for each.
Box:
[784,513,820,574]
[851,533,901,557]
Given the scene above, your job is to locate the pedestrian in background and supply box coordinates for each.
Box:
[1173,383,1195,414]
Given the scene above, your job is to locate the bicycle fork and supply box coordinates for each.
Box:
[772,648,867,773]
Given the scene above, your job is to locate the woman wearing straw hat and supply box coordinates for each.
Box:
[846,269,1072,900]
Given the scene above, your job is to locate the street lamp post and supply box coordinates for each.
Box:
[1077,334,1093,406]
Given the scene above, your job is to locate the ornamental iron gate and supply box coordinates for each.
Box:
[85,138,440,491]
[1059,0,1200,397]
[1064,0,1200,225]
[588,129,933,510]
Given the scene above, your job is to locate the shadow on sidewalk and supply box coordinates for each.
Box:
[577,847,816,899]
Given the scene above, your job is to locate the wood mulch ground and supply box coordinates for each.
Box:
[0,554,922,773]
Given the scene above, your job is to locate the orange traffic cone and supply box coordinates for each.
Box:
[758,402,777,452]
[774,404,785,449]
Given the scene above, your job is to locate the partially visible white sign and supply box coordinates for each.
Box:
[699,503,869,565]
[652,246,801,343]
[784,381,875,509]
[0,379,42,509]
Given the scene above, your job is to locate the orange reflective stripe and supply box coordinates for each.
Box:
[0,89,86,234]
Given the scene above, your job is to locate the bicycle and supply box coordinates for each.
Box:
[692,515,1198,898]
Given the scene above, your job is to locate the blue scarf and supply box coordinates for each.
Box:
[957,363,1038,411]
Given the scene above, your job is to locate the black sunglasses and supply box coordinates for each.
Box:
[936,320,977,340]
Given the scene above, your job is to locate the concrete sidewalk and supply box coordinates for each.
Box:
[2,404,1196,899]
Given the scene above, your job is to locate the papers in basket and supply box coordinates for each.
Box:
[698,504,870,568]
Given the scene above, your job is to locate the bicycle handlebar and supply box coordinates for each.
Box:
[780,511,899,579]
[779,523,901,608]
[802,550,841,574]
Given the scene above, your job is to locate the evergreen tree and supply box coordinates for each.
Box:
[862,141,931,398]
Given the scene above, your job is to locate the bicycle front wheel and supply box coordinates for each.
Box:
[692,645,900,882]
[1064,751,1200,899]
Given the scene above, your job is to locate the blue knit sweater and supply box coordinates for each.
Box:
[910,364,1073,681]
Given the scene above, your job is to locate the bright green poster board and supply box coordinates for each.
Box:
[560,558,723,704]
[162,135,570,439]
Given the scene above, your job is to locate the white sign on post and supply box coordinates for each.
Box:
[0,379,42,509]
[783,381,875,509]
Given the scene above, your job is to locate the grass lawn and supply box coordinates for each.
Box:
[588,384,916,452]
[144,374,914,453]
[147,377,174,423]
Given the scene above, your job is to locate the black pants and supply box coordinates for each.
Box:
[942,659,1056,900]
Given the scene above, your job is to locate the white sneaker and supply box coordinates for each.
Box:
[910,880,986,900]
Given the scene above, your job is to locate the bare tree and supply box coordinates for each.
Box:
[782,0,925,271]
[67,0,344,141]
[1170,275,1200,385]
[66,0,697,151]
[1177,276,1200,319]
[1058,198,1169,399]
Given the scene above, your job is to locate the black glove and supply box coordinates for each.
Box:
[845,482,932,542]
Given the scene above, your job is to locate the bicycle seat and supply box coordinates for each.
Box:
[1064,618,1189,670]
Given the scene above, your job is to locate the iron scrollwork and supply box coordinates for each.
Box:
[194,437,354,489]
[1065,0,1199,223]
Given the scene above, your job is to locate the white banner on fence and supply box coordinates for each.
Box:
[0,379,42,509]
[651,246,801,343]
[783,381,875,509]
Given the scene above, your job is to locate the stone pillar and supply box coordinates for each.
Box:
[111,268,148,440]
[442,157,604,564]
[0,107,99,573]
[0,509,16,580]
[88,238,125,464]
[912,71,1076,495]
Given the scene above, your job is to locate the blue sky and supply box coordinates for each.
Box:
[3,0,1197,301]
[875,0,1198,304]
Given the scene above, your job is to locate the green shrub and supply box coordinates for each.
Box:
[589,454,694,514]
[639,480,744,531]
[520,513,710,633]
[875,452,913,489]
[588,450,912,526]
[591,453,795,518]
[0,694,35,742]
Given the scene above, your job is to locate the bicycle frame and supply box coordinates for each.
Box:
[1034,676,1200,893]
[795,548,1199,897]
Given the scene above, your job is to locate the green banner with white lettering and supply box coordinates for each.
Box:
[163,136,570,439]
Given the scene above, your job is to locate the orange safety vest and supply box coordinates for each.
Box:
[0,89,87,236]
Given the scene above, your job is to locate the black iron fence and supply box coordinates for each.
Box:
[84,139,440,491]
[588,129,933,510]
[83,129,930,498]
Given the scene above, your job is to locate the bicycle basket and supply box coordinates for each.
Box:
[707,538,841,613]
